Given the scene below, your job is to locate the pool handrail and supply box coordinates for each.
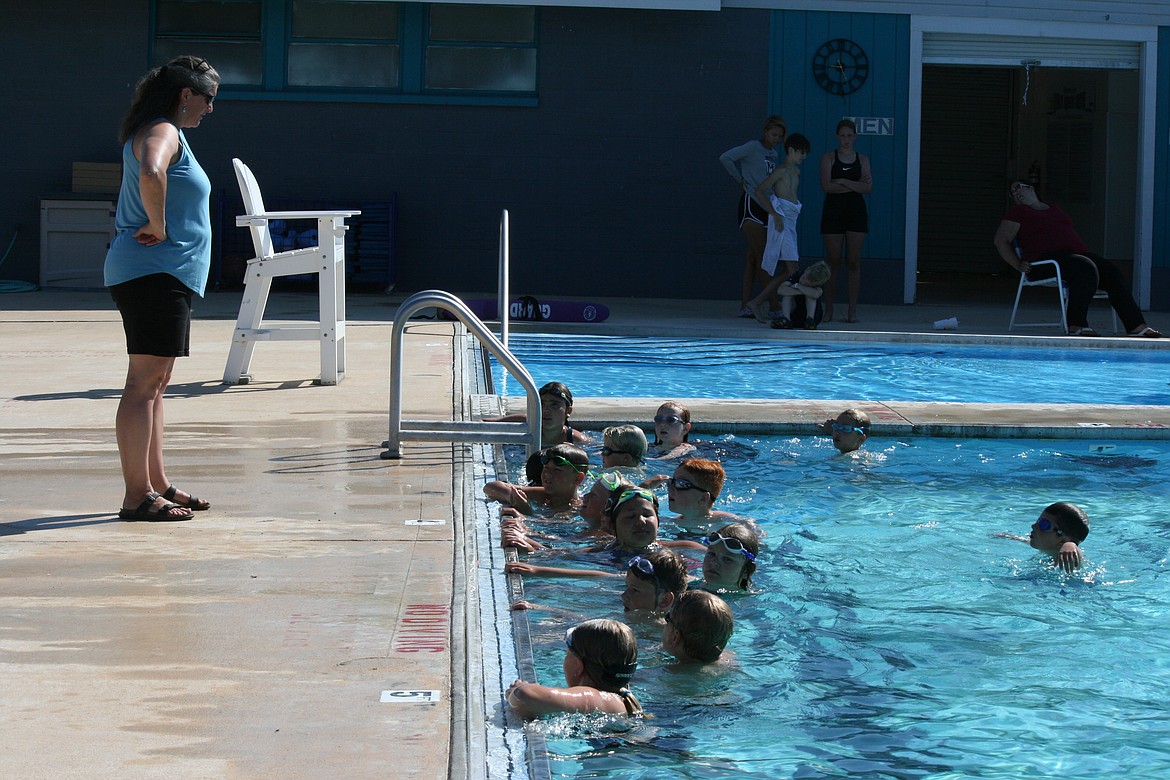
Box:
[382,289,541,459]
[498,208,509,349]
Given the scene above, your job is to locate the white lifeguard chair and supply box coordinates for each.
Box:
[223,158,360,385]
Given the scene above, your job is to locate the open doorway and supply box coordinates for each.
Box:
[917,63,1139,302]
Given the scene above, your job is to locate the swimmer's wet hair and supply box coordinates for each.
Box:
[565,619,639,692]
[667,590,734,663]
[628,548,690,599]
[677,458,725,499]
[1044,501,1090,543]
[709,522,759,590]
[545,443,590,473]
[838,408,870,432]
[604,424,648,462]
[539,382,573,408]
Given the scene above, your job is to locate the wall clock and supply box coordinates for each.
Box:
[812,38,869,96]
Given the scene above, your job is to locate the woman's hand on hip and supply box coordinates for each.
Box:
[133,221,167,246]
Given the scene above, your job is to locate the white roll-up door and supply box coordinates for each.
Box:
[923,33,1140,69]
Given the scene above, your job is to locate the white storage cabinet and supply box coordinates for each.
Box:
[40,198,116,288]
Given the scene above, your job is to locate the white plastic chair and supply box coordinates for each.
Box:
[223,158,360,385]
[1008,257,1118,334]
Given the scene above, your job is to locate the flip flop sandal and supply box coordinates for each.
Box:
[1129,326,1162,338]
[1069,327,1099,336]
[118,491,194,522]
[162,484,211,511]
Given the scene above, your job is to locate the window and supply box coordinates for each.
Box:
[153,0,538,103]
[426,4,536,91]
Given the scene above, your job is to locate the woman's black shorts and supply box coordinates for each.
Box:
[820,192,869,235]
[738,191,769,228]
[109,273,194,357]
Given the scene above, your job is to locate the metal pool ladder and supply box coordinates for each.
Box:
[381,289,541,460]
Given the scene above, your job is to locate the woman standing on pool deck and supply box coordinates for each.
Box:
[819,119,872,323]
[721,116,787,317]
[105,55,219,521]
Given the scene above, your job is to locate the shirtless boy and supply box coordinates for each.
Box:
[755,133,811,282]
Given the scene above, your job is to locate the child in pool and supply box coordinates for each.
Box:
[818,408,870,454]
[507,619,644,718]
[601,424,648,469]
[994,501,1089,573]
[507,516,757,595]
[643,457,743,536]
[484,381,592,449]
[697,523,759,592]
[500,471,631,552]
[509,547,691,615]
[663,590,735,664]
[504,487,701,568]
[588,486,691,556]
[648,401,697,460]
[484,443,590,514]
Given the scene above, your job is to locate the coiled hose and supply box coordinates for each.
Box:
[0,226,37,292]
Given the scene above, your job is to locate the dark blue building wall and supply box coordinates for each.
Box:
[0,2,779,302]
[1154,26,1170,310]
[770,11,911,305]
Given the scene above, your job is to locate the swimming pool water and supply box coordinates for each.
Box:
[490,334,1170,405]
[504,435,1170,779]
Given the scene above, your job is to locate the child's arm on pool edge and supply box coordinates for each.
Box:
[504,562,620,579]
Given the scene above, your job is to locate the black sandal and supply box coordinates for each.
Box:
[118,491,194,522]
[162,484,211,511]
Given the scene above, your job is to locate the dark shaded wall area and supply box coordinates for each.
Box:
[2,3,777,301]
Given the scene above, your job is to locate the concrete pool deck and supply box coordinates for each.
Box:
[0,286,1166,779]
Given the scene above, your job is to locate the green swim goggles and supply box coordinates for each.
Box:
[540,451,588,473]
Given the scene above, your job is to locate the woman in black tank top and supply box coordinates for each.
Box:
[819,119,872,323]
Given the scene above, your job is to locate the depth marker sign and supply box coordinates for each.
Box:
[381,690,441,703]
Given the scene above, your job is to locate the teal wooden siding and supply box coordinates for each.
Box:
[770,11,910,263]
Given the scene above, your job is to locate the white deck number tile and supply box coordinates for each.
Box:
[380,690,441,703]
[406,518,446,526]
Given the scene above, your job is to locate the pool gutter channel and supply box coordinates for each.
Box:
[462,331,553,780]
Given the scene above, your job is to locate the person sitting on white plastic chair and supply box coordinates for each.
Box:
[993,179,1160,338]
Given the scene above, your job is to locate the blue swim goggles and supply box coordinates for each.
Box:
[832,422,867,435]
[704,531,756,561]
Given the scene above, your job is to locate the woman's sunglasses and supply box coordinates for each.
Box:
[704,532,756,561]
